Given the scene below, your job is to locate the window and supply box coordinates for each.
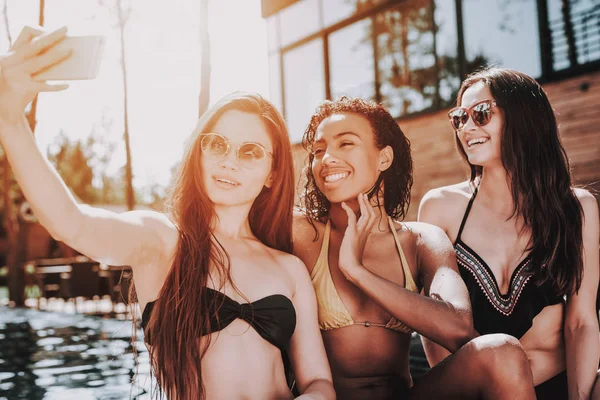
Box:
[376,2,441,117]
[329,18,376,100]
[462,0,541,78]
[283,39,326,143]
[434,0,460,107]
[547,0,600,71]
[269,54,283,113]
[322,0,386,27]
[266,15,279,53]
[279,0,321,47]
[267,0,599,125]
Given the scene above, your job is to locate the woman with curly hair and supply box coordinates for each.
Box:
[0,27,334,399]
[419,67,599,399]
[292,96,537,399]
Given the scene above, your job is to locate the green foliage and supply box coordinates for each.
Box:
[47,131,97,203]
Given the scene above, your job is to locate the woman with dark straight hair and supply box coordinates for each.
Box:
[419,67,600,399]
[0,27,334,399]
[293,96,538,399]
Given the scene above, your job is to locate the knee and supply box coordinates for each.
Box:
[464,334,531,382]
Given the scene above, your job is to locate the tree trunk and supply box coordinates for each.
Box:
[199,0,211,117]
[117,0,135,211]
[4,0,44,306]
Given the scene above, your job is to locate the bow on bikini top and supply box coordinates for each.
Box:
[141,287,297,351]
[310,216,418,333]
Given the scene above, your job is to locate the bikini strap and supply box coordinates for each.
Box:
[387,217,418,291]
[455,185,479,243]
[314,220,331,270]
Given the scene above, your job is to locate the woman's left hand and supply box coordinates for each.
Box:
[0,26,71,126]
[339,193,377,281]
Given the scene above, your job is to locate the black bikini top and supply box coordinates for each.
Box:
[454,187,563,339]
[141,287,297,351]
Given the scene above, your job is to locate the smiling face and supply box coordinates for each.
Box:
[456,81,505,168]
[201,109,273,207]
[310,112,392,204]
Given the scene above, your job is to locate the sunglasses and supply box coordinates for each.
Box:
[200,133,273,169]
[448,99,497,131]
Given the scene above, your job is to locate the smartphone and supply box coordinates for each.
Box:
[19,26,106,81]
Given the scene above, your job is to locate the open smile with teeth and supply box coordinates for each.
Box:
[467,137,489,148]
[324,172,349,183]
[215,177,239,186]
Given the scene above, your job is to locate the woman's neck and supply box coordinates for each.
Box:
[478,166,516,217]
[212,204,254,239]
[328,199,389,233]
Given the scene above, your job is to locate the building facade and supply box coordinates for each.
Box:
[262,0,600,219]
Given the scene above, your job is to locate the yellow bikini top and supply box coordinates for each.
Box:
[310,216,418,333]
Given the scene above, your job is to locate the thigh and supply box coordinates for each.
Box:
[409,340,484,400]
[409,334,535,400]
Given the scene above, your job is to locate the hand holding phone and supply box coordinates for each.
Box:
[19,25,106,81]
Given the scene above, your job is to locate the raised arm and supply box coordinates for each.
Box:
[564,189,599,400]
[286,255,335,400]
[416,188,470,364]
[338,194,474,352]
[0,27,173,270]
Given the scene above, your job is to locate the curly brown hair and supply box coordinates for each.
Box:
[301,96,413,222]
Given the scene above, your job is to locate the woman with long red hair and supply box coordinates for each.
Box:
[0,27,334,399]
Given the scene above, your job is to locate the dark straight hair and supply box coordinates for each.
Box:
[454,67,584,296]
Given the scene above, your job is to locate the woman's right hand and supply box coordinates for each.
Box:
[0,26,71,126]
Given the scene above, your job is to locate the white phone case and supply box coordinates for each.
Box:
[17,26,107,81]
[35,35,106,81]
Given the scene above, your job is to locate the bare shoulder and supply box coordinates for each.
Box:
[574,188,600,228]
[402,221,453,252]
[279,252,310,279]
[419,181,472,213]
[574,188,599,210]
[293,210,325,243]
[292,211,326,273]
[418,181,473,235]
[268,249,312,297]
[119,210,179,261]
[118,209,176,229]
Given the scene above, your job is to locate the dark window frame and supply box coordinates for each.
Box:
[268,0,600,127]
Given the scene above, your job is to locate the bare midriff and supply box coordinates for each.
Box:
[322,325,413,400]
[520,302,566,386]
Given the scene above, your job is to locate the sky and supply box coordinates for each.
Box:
[1,0,271,194]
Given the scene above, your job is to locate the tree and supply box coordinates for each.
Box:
[116,0,135,211]
[98,0,135,211]
[47,132,97,204]
[199,0,211,116]
[88,114,119,204]
[2,0,45,306]
[342,0,490,116]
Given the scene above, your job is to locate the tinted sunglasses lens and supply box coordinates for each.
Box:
[472,103,492,126]
[201,134,228,156]
[449,109,468,130]
[238,143,266,168]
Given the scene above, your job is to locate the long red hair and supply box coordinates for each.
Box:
[144,92,295,399]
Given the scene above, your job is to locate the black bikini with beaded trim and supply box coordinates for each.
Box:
[454,187,568,398]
